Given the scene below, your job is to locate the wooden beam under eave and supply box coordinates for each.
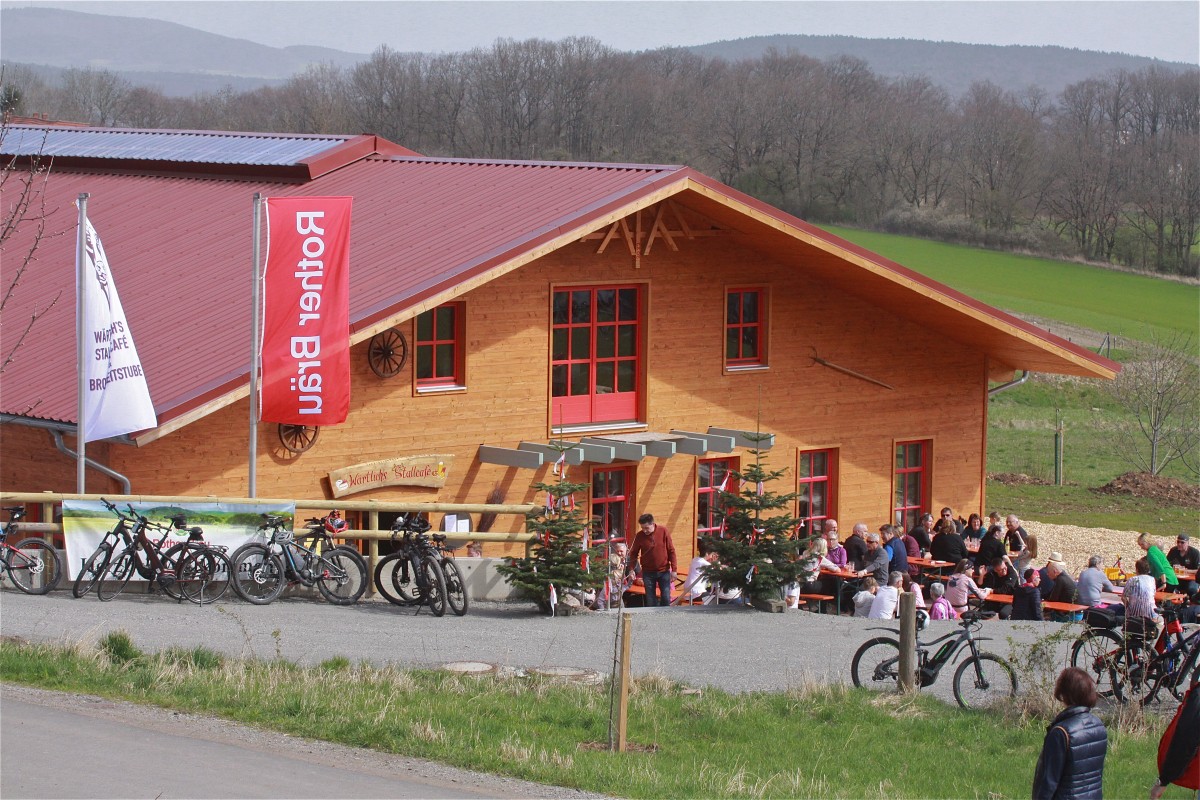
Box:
[518,441,585,465]
[478,445,544,470]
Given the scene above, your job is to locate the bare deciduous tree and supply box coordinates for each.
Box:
[1107,331,1199,477]
[0,119,63,405]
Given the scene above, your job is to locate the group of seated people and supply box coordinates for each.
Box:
[803,511,1198,626]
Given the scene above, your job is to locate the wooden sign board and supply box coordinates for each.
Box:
[329,454,453,497]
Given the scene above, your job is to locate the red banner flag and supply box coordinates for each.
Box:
[260,196,353,425]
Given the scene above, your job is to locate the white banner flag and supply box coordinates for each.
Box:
[79,217,157,442]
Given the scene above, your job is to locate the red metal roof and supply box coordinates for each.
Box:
[0,127,1117,439]
[0,149,684,430]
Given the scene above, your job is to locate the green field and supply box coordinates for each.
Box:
[821,225,1200,344]
[818,225,1198,529]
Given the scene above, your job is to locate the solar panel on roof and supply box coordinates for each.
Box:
[0,125,353,167]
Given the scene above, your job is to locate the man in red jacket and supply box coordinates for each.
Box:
[627,513,677,607]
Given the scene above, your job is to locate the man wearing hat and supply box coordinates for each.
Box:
[1045,552,1080,621]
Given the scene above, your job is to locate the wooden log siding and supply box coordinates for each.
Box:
[1,234,989,564]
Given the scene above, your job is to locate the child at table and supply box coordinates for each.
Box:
[1011,568,1044,621]
[928,582,957,620]
[852,577,878,617]
[901,572,927,609]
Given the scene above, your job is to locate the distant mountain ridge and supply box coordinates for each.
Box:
[2,6,1194,99]
[690,34,1195,98]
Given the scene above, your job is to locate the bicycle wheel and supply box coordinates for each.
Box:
[174,544,232,605]
[72,542,113,598]
[441,558,469,616]
[96,545,138,601]
[420,558,447,617]
[5,538,64,594]
[952,652,1018,709]
[850,637,903,690]
[230,544,285,605]
[1070,629,1127,701]
[373,554,416,606]
[315,546,367,605]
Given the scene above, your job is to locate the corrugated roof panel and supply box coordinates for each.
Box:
[0,158,684,428]
[0,125,357,166]
[0,142,1116,434]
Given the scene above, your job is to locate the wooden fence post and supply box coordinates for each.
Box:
[898,591,917,694]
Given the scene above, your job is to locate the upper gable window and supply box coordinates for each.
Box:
[415,303,464,389]
[551,286,641,427]
[725,288,766,368]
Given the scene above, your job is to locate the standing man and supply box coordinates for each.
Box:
[1005,514,1032,574]
[627,513,676,607]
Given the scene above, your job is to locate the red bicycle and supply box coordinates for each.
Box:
[1,506,63,594]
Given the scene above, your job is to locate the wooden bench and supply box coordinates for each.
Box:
[796,593,836,614]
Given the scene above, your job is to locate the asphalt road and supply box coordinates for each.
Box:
[1,685,596,800]
[0,586,1071,698]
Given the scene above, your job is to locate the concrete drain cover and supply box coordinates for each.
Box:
[442,661,498,675]
[528,666,603,684]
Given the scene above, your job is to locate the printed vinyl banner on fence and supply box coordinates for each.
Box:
[259,196,353,426]
[61,500,294,580]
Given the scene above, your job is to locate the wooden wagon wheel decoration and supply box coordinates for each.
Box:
[278,424,319,454]
[368,328,408,378]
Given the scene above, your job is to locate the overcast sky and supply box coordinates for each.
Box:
[10,0,1200,63]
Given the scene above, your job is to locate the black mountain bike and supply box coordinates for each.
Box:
[73,499,144,598]
[1071,604,1200,706]
[0,506,63,594]
[851,612,1018,708]
[372,513,454,616]
[229,514,367,605]
[96,506,231,605]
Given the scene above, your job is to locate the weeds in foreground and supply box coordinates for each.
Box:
[0,635,1188,799]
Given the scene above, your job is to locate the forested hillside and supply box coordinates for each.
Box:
[3,37,1197,276]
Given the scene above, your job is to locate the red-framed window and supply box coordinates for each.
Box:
[591,467,634,556]
[415,303,464,388]
[725,287,766,367]
[893,440,931,532]
[797,448,837,538]
[551,286,641,426]
[697,457,738,540]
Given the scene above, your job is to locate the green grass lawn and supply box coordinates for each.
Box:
[821,225,1200,344]
[2,634,1189,800]
[820,226,1199,525]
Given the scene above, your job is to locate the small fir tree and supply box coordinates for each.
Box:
[496,470,603,614]
[700,444,807,605]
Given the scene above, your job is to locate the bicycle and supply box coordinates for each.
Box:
[0,506,63,594]
[372,513,449,617]
[72,498,143,598]
[97,508,231,605]
[229,514,367,605]
[1071,604,1200,706]
[850,612,1019,708]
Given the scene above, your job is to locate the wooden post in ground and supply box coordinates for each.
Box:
[616,612,632,752]
[898,591,917,693]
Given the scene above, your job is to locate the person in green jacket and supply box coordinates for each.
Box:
[1139,532,1181,590]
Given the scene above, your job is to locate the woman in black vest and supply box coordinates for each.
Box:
[1033,667,1107,799]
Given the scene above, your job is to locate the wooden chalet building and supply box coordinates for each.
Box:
[0,125,1119,560]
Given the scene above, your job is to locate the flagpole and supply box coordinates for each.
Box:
[75,192,90,493]
[248,193,263,498]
